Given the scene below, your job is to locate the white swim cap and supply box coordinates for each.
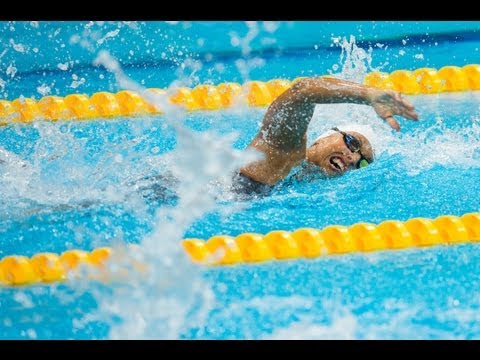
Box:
[311,123,380,152]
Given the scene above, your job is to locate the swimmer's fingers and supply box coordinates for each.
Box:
[394,93,419,121]
[396,107,419,122]
[383,108,418,131]
[395,92,415,110]
[384,116,400,131]
[372,90,419,131]
[374,107,402,131]
[383,108,417,131]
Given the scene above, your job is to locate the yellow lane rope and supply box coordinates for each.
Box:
[1,212,478,286]
[0,247,112,286]
[0,64,479,124]
[182,213,480,264]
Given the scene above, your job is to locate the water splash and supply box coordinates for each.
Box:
[229,21,267,83]
[264,302,461,339]
[388,110,480,176]
[0,120,161,221]
[229,21,260,57]
[85,50,257,339]
[330,35,377,83]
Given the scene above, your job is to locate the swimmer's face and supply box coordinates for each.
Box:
[306,131,374,177]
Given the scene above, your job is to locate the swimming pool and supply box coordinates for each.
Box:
[1,21,480,339]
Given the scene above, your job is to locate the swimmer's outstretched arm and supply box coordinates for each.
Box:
[240,76,418,185]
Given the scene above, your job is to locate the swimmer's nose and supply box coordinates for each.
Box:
[345,153,360,168]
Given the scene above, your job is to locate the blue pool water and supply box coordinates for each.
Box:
[1,21,480,339]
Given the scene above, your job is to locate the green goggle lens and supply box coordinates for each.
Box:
[358,158,370,169]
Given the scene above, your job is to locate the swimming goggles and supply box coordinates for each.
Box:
[331,127,370,169]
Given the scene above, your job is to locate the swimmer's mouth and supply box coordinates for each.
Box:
[329,156,347,173]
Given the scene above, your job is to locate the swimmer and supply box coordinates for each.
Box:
[134,76,419,202]
[231,76,419,195]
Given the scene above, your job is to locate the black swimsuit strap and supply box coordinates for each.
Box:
[231,171,273,197]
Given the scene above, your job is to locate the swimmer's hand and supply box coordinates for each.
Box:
[368,89,419,131]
